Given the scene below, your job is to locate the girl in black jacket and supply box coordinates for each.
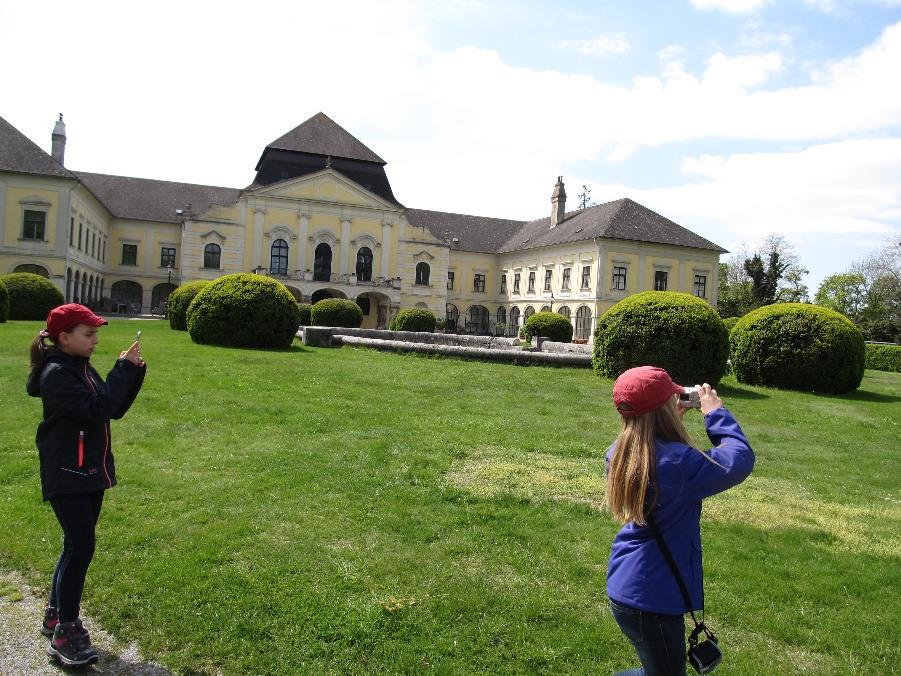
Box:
[26,304,146,667]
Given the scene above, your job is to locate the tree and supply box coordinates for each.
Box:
[717,235,806,317]
[778,265,810,303]
[814,273,868,321]
[577,185,595,210]
[717,262,754,317]
[743,250,789,306]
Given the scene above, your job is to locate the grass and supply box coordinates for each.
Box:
[0,319,899,674]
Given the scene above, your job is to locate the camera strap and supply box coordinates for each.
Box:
[645,512,717,648]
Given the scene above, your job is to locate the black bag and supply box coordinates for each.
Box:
[646,513,723,674]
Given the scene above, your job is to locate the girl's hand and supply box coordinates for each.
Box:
[697,383,723,415]
[121,341,144,366]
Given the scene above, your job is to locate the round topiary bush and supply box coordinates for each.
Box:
[0,272,63,320]
[186,274,301,348]
[0,278,8,323]
[730,303,865,393]
[390,308,436,333]
[297,303,312,327]
[593,291,729,385]
[522,311,573,343]
[311,298,363,328]
[722,316,740,334]
[168,280,210,331]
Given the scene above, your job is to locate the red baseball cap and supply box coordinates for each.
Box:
[613,366,685,418]
[45,303,108,339]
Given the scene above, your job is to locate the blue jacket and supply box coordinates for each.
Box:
[606,408,754,614]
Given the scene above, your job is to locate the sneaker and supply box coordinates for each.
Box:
[47,620,98,667]
[40,606,58,637]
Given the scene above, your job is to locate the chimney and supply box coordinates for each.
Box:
[51,114,66,166]
[550,176,566,228]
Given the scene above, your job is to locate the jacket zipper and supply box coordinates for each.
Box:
[82,363,112,486]
[78,431,85,467]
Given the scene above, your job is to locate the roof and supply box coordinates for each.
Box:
[74,172,241,224]
[497,198,727,254]
[0,115,75,179]
[262,112,386,165]
[405,208,526,254]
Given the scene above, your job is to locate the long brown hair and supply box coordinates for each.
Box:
[605,397,694,526]
[30,331,57,372]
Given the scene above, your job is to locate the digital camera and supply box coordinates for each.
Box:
[678,386,701,408]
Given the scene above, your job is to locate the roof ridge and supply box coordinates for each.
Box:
[406,206,525,223]
[73,170,239,191]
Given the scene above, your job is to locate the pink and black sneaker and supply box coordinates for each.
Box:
[47,619,98,667]
[41,606,58,637]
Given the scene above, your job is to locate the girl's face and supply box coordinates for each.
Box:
[58,324,100,358]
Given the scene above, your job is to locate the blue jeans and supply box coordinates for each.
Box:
[610,598,687,676]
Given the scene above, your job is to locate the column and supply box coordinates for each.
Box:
[381,220,392,278]
[55,187,72,257]
[339,217,351,275]
[296,212,309,272]
[253,207,265,270]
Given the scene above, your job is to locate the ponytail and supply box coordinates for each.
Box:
[30,330,55,373]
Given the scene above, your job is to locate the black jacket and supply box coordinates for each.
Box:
[26,351,146,501]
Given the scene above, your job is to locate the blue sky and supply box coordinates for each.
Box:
[1,0,899,293]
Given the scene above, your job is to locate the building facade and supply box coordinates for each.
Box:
[0,113,725,337]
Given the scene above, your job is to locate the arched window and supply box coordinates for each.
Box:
[558,305,571,320]
[152,283,177,311]
[13,263,49,277]
[73,271,80,302]
[88,274,94,304]
[81,274,87,303]
[524,306,535,320]
[66,268,72,302]
[111,280,143,310]
[509,306,521,335]
[466,305,490,335]
[446,303,459,331]
[415,262,430,286]
[540,305,551,313]
[270,239,289,275]
[204,243,221,269]
[575,306,592,341]
[356,247,373,282]
[314,243,332,281]
[496,306,507,326]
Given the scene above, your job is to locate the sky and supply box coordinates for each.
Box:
[2,0,900,294]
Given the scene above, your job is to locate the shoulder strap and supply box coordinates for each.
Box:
[645,512,701,627]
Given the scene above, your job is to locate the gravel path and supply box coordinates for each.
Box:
[0,570,172,675]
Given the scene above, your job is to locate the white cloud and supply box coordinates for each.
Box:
[562,33,631,55]
[691,0,771,13]
[702,51,783,89]
[804,0,840,12]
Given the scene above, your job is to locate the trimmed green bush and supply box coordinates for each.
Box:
[168,281,210,331]
[390,308,436,333]
[0,272,63,320]
[297,303,312,327]
[723,316,740,334]
[593,291,729,385]
[0,278,8,323]
[186,274,301,348]
[730,303,865,393]
[311,298,363,328]
[864,343,901,373]
[522,311,573,343]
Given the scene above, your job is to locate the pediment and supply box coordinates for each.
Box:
[253,169,394,210]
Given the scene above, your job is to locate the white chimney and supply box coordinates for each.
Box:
[550,176,566,228]
[51,114,66,166]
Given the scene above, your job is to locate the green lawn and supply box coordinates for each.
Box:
[1,319,899,674]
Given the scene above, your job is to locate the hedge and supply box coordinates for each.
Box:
[0,272,63,320]
[297,303,312,327]
[730,303,865,393]
[865,343,901,373]
[522,311,573,343]
[390,308,436,333]
[168,281,210,331]
[722,316,740,334]
[0,278,8,323]
[593,291,729,385]
[311,298,363,328]
[186,274,301,348]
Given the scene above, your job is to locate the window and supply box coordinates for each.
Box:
[121,243,138,266]
[496,306,506,327]
[101,239,106,263]
[356,295,371,315]
[466,305,490,334]
[78,223,83,250]
[540,305,551,313]
[446,303,459,331]
[654,270,668,291]
[270,238,289,275]
[562,268,571,291]
[528,271,536,293]
[694,274,707,298]
[13,263,49,277]
[22,210,46,240]
[69,217,74,245]
[447,271,455,290]
[356,247,373,282]
[474,273,485,292]
[574,306,592,340]
[513,273,521,294]
[91,232,96,258]
[500,275,507,294]
[314,243,332,281]
[524,305,535,320]
[544,269,552,291]
[415,262,430,285]
[203,243,221,269]
[612,266,627,291]
[161,247,177,268]
[509,306,521,333]
[581,265,591,290]
[558,305,571,320]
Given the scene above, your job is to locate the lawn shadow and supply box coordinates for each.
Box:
[825,389,901,404]
[73,648,174,675]
[715,383,770,400]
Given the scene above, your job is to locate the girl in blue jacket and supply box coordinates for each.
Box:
[26,304,146,667]
[605,366,754,675]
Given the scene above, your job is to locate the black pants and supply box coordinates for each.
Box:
[49,490,105,623]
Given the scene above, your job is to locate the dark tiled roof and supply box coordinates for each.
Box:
[263,112,386,165]
[405,208,526,254]
[74,172,241,224]
[498,198,726,254]
[0,115,75,179]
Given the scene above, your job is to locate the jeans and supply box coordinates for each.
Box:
[49,490,105,623]
[610,598,687,676]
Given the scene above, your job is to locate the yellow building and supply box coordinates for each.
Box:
[0,113,725,337]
